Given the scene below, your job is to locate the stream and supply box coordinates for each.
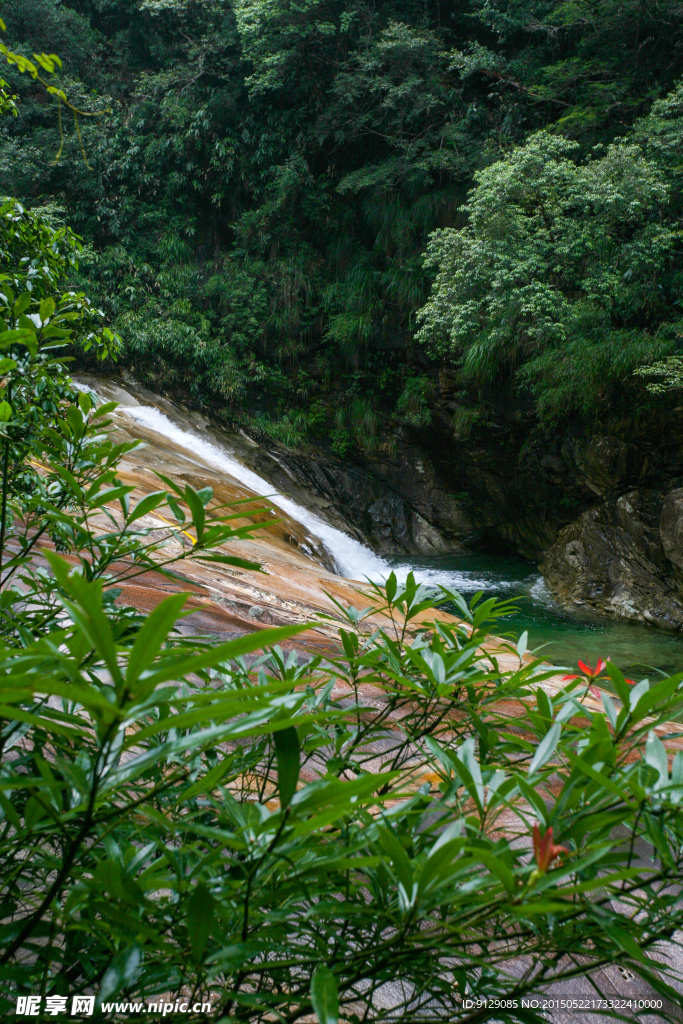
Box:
[78,375,683,679]
[402,553,683,678]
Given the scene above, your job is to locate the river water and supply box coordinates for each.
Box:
[77,376,683,679]
[401,553,683,678]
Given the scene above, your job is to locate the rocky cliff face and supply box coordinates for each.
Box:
[252,442,463,557]
[253,380,666,565]
[540,490,683,630]
[272,409,683,631]
[258,383,683,631]
[253,421,657,562]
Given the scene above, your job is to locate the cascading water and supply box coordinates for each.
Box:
[118,403,516,594]
[76,379,683,673]
[123,404,389,582]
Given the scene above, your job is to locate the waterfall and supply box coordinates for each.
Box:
[119,404,501,591]
[122,404,393,583]
[76,379,516,592]
[73,379,683,674]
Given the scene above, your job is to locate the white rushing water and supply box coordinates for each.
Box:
[94,393,520,593]
[124,403,392,582]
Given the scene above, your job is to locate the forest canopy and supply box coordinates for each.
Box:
[1,0,683,444]
[417,96,683,420]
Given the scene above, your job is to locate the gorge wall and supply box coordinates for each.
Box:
[243,378,683,632]
[95,370,683,633]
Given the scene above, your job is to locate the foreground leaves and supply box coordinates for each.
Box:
[0,195,682,1021]
[2,567,683,1022]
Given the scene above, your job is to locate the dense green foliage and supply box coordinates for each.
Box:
[2,0,683,444]
[8,544,683,1022]
[417,95,683,420]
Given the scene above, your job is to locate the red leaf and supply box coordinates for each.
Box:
[532,823,569,873]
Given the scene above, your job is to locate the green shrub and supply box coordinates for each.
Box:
[396,373,433,428]
[4,559,683,1020]
[330,426,351,457]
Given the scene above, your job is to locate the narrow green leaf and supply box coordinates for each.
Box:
[137,623,309,689]
[455,736,485,812]
[126,490,169,525]
[602,693,618,731]
[377,824,413,892]
[644,730,668,786]
[126,594,188,690]
[187,883,215,960]
[274,726,300,808]
[528,722,561,775]
[535,686,552,722]
[39,296,56,321]
[184,484,205,540]
[310,966,339,1024]
[194,554,263,571]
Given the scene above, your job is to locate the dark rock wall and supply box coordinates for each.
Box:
[245,407,675,542]
[250,394,683,630]
[540,490,683,630]
[254,420,665,563]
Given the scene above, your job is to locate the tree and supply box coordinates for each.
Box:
[416,121,682,420]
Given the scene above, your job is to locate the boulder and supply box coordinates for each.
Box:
[541,490,683,631]
[616,489,666,565]
[365,495,449,555]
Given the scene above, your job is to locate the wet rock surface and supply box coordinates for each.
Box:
[250,445,456,556]
[541,489,683,630]
[561,435,648,497]
[660,488,683,569]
